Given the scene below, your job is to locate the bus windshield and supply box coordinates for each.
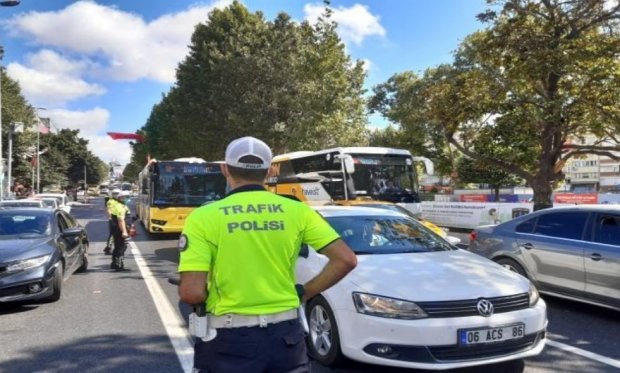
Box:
[349,154,419,203]
[153,163,226,206]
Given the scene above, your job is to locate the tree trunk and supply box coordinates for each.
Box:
[494,185,500,202]
[531,178,554,211]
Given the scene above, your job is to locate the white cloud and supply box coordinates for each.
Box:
[45,108,130,164]
[304,3,385,45]
[5,0,232,83]
[7,56,105,106]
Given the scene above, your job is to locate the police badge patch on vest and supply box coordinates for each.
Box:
[178,234,189,251]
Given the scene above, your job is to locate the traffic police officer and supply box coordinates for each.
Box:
[104,188,121,255]
[178,136,357,373]
[110,191,131,270]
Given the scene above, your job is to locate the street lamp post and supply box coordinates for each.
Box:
[7,121,22,198]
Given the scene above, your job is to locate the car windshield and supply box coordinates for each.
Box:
[38,195,63,205]
[356,203,416,219]
[40,199,56,208]
[325,215,455,254]
[0,210,52,237]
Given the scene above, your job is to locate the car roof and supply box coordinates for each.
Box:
[537,204,620,213]
[0,200,43,205]
[0,207,54,213]
[313,205,407,218]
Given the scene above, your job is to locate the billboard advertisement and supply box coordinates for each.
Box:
[421,202,534,229]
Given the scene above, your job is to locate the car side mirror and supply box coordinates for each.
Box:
[299,244,309,258]
[62,227,84,238]
[446,236,462,246]
[343,155,355,174]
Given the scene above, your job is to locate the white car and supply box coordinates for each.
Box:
[296,206,547,370]
[36,197,59,209]
[35,193,71,214]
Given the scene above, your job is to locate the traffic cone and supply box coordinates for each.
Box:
[129,224,137,237]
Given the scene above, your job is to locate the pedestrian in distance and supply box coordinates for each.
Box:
[110,190,131,271]
[178,136,358,373]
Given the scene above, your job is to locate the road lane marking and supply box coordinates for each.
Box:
[547,340,620,368]
[129,241,194,373]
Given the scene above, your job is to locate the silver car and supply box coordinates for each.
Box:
[469,205,620,311]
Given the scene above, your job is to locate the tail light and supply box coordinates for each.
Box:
[469,230,478,242]
[129,224,137,237]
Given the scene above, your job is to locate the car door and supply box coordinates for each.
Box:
[57,212,81,272]
[516,211,588,296]
[584,212,620,308]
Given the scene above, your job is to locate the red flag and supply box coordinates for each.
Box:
[107,132,145,142]
[38,118,51,134]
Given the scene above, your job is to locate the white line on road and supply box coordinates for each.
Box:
[547,340,620,369]
[129,241,194,373]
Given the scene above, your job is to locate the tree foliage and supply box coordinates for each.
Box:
[134,1,368,168]
[370,0,620,209]
[457,157,522,201]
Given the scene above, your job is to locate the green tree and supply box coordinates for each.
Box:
[371,0,620,210]
[457,157,521,201]
[139,1,368,162]
[1,67,37,192]
[43,129,106,189]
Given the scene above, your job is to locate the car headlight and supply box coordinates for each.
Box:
[6,255,51,273]
[352,292,428,319]
[528,283,540,306]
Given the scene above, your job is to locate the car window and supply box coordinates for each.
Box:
[61,212,77,228]
[325,215,454,254]
[0,211,52,236]
[516,217,536,233]
[533,211,588,240]
[595,214,620,246]
[56,213,69,231]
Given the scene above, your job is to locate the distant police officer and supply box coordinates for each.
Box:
[110,190,131,270]
[104,188,121,255]
[178,136,357,373]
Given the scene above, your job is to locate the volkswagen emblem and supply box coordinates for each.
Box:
[476,299,494,317]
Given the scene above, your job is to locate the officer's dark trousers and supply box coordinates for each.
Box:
[193,319,309,373]
[111,225,126,269]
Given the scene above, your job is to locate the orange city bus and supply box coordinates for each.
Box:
[136,158,226,233]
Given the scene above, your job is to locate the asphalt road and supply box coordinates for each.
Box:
[0,198,618,373]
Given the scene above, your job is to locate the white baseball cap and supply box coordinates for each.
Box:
[225,136,272,170]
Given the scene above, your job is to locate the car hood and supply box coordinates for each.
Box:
[0,237,55,263]
[348,249,529,302]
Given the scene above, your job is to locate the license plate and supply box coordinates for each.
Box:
[459,323,525,346]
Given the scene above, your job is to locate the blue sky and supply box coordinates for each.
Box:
[0,0,488,165]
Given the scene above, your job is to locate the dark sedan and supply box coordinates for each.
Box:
[469,205,620,311]
[0,208,89,303]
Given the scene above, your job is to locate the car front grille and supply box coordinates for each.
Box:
[363,331,545,363]
[429,331,542,361]
[417,293,530,318]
